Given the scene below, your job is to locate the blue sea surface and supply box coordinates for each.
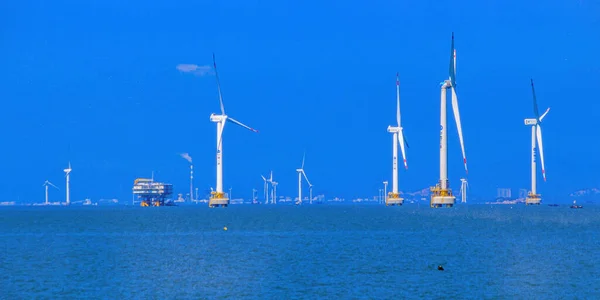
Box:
[1,204,599,299]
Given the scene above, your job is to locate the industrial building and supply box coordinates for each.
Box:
[132,178,174,207]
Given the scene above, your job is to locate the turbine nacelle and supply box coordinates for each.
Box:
[524,118,538,126]
[63,162,72,174]
[210,114,227,123]
[387,126,401,133]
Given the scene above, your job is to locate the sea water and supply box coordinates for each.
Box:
[1,204,599,299]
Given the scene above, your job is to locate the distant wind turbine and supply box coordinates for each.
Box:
[261,174,270,204]
[209,54,258,207]
[459,178,468,203]
[268,171,277,204]
[261,175,269,204]
[295,153,313,205]
[42,180,59,205]
[63,162,72,206]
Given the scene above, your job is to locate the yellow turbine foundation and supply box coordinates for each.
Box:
[430,185,455,208]
[209,191,229,208]
[526,192,541,205]
[386,192,404,206]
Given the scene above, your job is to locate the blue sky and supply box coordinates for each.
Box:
[1,0,599,203]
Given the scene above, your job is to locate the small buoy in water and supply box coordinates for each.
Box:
[223,226,228,231]
[437,265,444,271]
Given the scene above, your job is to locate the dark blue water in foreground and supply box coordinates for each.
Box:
[1,204,599,299]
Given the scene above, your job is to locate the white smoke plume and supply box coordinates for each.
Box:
[180,153,193,164]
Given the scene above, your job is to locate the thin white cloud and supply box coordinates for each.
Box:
[176,64,212,76]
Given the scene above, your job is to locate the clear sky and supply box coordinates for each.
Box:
[1,0,599,203]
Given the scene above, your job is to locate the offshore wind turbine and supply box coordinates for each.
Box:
[430,32,468,208]
[63,162,72,206]
[209,54,258,207]
[386,73,409,206]
[42,180,59,205]
[295,153,313,205]
[524,79,550,205]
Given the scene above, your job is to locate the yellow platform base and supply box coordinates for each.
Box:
[526,193,541,205]
[140,201,162,207]
[209,191,229,208]
[430,185,455,208]
[386,193,404,206]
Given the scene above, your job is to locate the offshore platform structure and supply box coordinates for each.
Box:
[132,178,173,207]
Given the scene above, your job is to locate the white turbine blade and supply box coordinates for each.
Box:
[396,73,401,127]
[217,120,226,150]
[453,49,457,80]
[451,87,468,174]
[213,53,225,115]
[269,171,273,182]
[261,175,266,182]
[301,152,306,169]
[539,107,550,122]
[398,129,408,169]
[536,125,547,181]
[228,117,259,133]
[301,170,312,187]
[48,181,59,189]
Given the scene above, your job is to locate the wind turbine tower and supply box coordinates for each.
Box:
[386,73,409,206]
[209,54,259,207]
[295,153,313,205]
[430,32,468,208]
[524,79,549,205]
[459,178,468,203]
[64,162,72,206]
[42,180,58,205]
